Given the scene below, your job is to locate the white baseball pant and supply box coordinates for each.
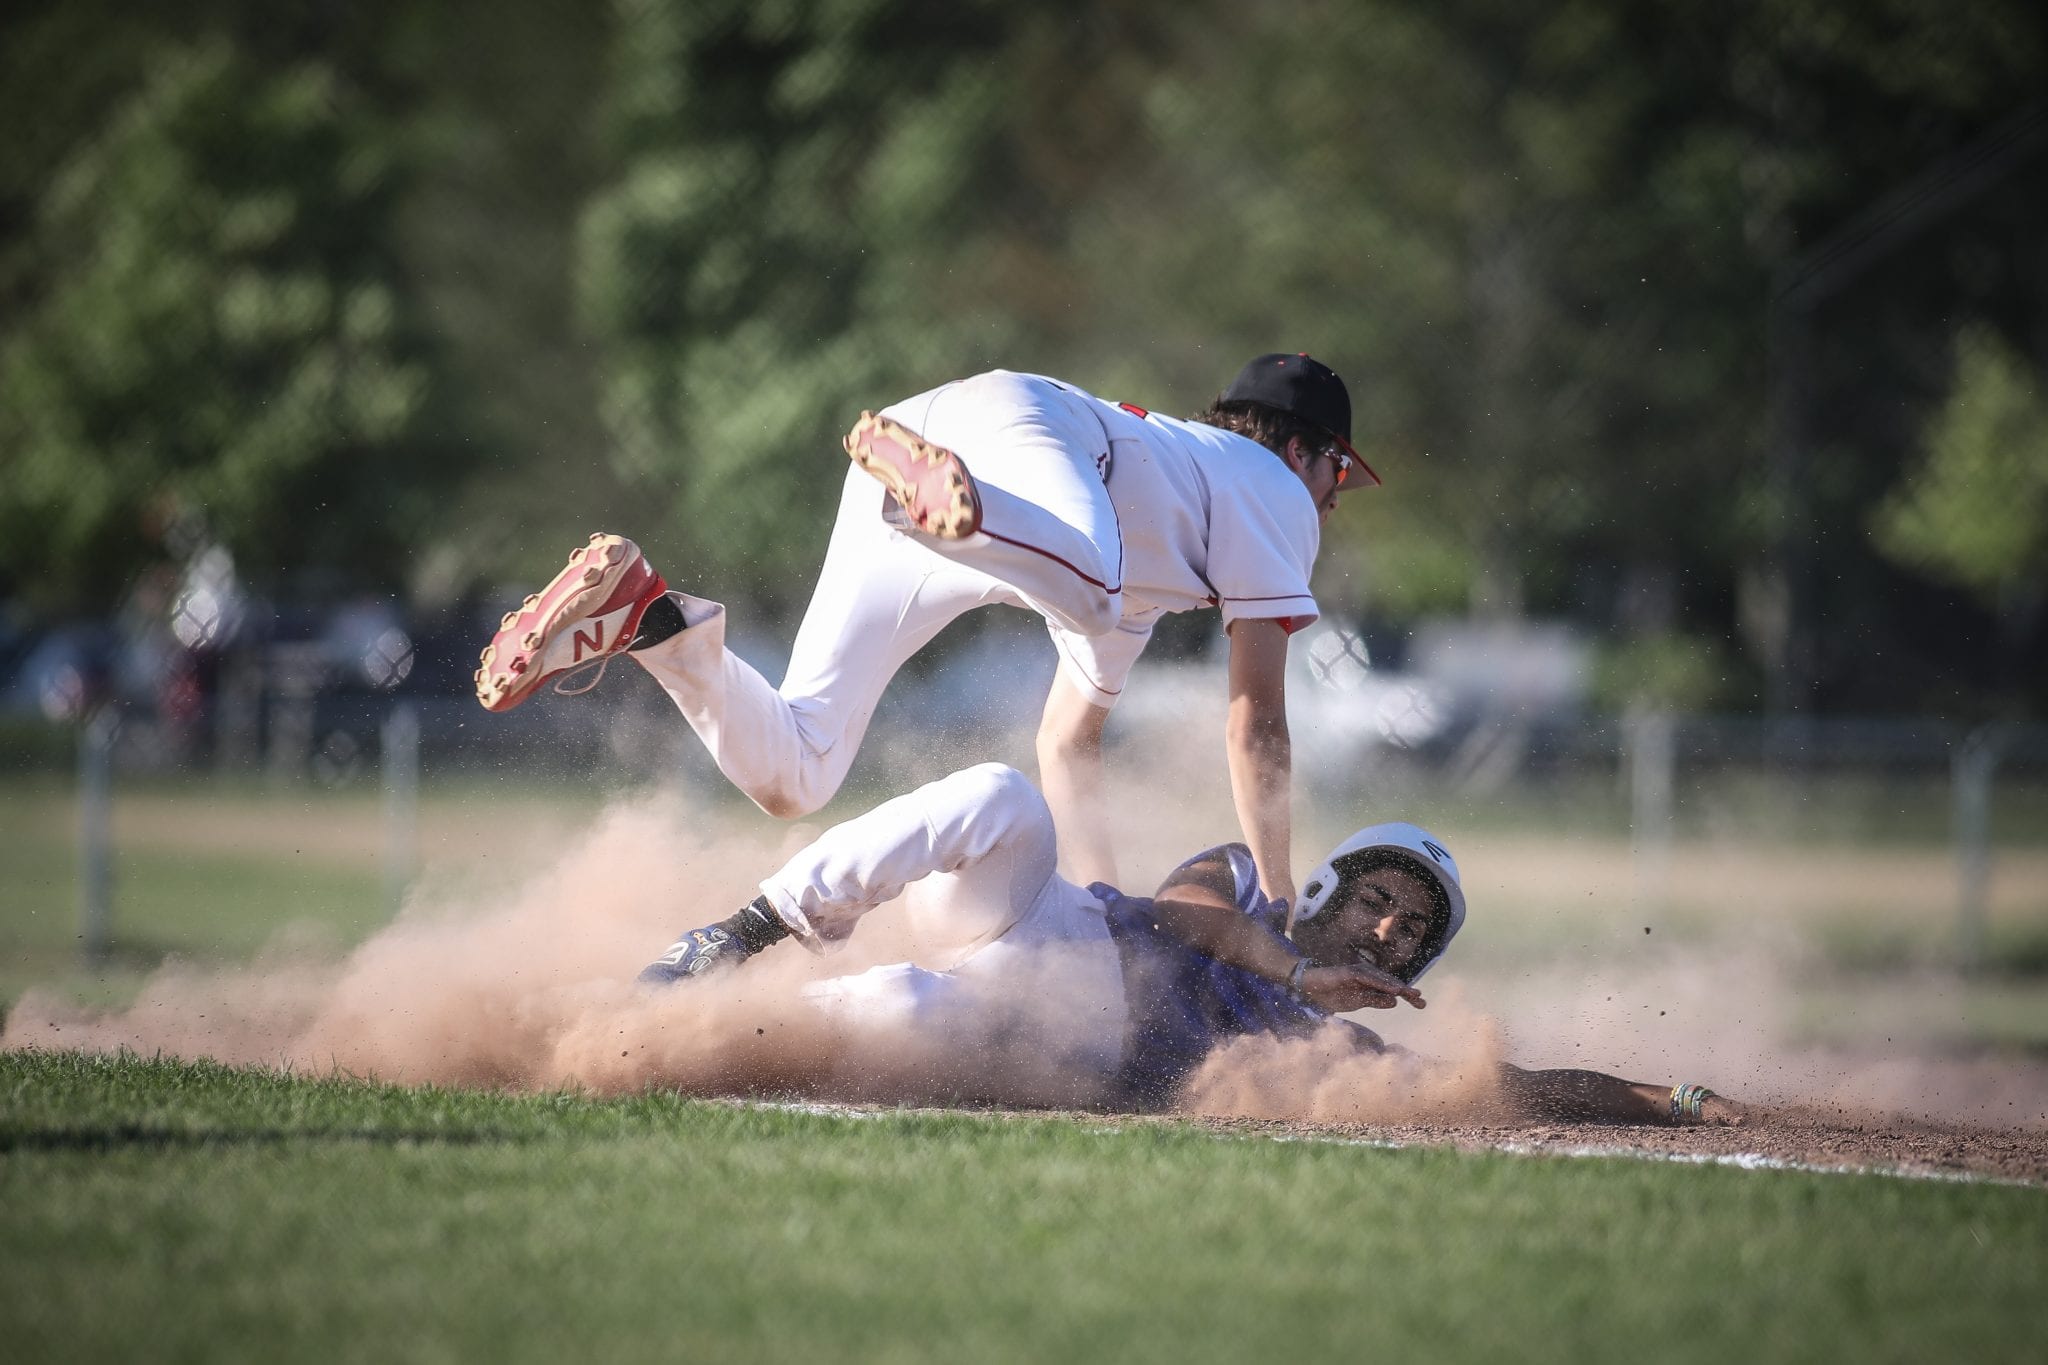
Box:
[629,371,1119,818]
[753,763,1128,1093]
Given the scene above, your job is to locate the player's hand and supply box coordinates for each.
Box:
[1300,962,1425,1012]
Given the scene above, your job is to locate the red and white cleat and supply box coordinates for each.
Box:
[843,411,983,540]
[474,533,667,713]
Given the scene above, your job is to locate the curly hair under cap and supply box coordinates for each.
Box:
[1322,848,1457,984]
[1189,397,1338,461]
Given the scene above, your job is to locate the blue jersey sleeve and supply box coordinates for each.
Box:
[1093,846,1336,1108]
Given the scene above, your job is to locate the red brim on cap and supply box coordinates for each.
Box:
[1334,433,1383,489]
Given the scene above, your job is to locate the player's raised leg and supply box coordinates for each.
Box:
[854,371,1124,638]
[473,533,669,713]
[481,374,1127,819]
[628,466,1017,818]
[842,410,983,539]
[638,762,1060,983]
[780,763,1127,1095]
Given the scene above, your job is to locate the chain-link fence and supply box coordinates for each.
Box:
[26,619,2048,969]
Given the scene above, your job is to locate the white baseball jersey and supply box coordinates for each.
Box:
[1040,382,1323,707]
[630,368,1324,819]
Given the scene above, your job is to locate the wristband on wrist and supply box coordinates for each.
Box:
[1286,957,1310,999]
[1669,1083,1713,1123]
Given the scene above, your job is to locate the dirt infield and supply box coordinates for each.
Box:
[1200,1107,2048,1185]
[735,1099,2048,1186]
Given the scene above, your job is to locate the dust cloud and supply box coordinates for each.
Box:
[10,795,842,1095]
[1181,986,1518,1124]
[4,791,1130,1110]
[6,779,2047,1136]
[1180,941,2048,1131]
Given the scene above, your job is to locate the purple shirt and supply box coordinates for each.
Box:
[1093,843,1375,1108]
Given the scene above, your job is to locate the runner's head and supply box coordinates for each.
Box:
[1292,823,1465,983]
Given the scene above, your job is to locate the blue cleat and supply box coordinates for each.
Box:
[636,924,755,986]
[637,897,796,987]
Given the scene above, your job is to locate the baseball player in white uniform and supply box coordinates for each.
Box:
[475,354,1377,902]
[632,762,1743,1123]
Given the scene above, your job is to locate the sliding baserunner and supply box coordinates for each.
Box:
[475,355,1377,901]
[636,762,1744,1123]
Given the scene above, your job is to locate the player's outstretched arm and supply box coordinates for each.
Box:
[1147,863,1423,1011]
[1496,1064,1747,1126]
[1223,618,1295,906]
[1036,674,1118,887]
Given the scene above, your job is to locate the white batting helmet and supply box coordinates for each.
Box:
[1295,822,1467,982]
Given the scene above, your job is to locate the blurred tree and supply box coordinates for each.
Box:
[0,41,457,612]
[1590,632,1739,713]
[4,0,2037,717]
[586,0,987,607]
[374,1,626,603]
[1873,325,2048,640]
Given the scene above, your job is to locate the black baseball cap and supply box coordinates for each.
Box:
[1222,352,1381,488]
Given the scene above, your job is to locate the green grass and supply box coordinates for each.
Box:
[0,780,384,1009]
[3,1051,2044,1364]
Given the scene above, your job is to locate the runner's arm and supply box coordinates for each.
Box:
[1037,673,1117,886]
[1147,871,1421,1011]
[1495,1064,1746,1126]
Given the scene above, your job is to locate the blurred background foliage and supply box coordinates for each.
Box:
[0,0,2044,716]
[1874,326,2048,630]
[0,40,444,609]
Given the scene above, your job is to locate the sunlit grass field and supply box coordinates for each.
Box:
[4,1050,2045,1365]
[4,770,2047,1361]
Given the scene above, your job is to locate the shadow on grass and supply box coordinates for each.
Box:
[0,1124,531,1154]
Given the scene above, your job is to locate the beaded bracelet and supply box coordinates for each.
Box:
[1669,1083,1713,1123]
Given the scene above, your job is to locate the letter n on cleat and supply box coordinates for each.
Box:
[572,623,605,661]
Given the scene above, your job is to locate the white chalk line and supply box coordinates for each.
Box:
[720,1097,2043,1190]
[1255,1131,2043,1190]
